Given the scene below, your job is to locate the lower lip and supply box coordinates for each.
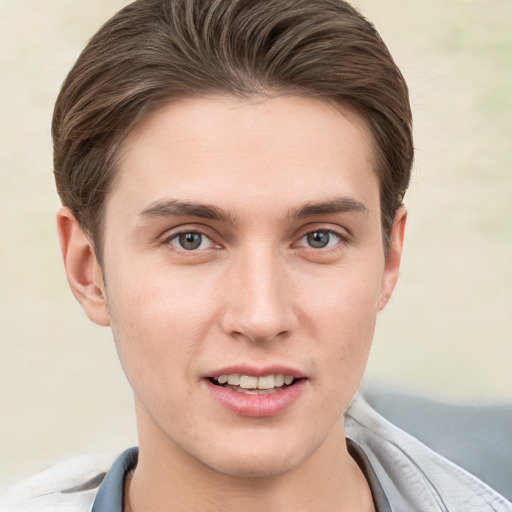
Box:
[204,379,306,417]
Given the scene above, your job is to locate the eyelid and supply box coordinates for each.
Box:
[158,224,221,250]
[293,223,351,246]
[297,230,341,248]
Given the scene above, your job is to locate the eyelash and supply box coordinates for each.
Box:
[160,228,218,252]
[159,225,349,254]
[296,228,347,250]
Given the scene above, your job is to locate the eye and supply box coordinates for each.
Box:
[168,231,215,251]
[299,230,341,249]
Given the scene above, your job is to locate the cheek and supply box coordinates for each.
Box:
[300,260,382,334]
[104,261,219,384]
[298,262,381,386]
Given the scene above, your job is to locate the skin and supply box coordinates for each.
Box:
[57,95,406,511]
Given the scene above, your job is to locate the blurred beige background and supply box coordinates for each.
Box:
[1,0,511,489]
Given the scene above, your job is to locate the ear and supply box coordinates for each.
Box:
[56,207,110,326]
[378,207,407,311]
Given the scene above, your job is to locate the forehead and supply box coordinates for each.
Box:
[111,94,379,222]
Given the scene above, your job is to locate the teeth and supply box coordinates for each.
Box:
[274,374,285,387]
[257,375,275,390]
[214,374,296,390]
[227,374,240,385]
[239,375,258,389]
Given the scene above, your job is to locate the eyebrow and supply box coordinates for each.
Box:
[139,196,367,224]
[139,199,236,223]
[290,197,368,220]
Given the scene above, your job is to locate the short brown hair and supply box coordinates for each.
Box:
[52,0,413,261]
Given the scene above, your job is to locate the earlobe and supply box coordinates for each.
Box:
[378,207,407,311]
[56,207,110,326]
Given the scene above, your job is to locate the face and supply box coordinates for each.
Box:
[73,95,404,478]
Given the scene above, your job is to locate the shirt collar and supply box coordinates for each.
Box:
[91,444,389,512]
[91,447,138,512]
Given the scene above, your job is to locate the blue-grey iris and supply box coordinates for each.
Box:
[179,232,202,250]
[307,231,330,248]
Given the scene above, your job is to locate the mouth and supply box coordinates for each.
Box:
[209,373,300,395]
[204,369,307,417]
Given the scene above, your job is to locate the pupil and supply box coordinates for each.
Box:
[307,231,329,248]
[179,232,202,250]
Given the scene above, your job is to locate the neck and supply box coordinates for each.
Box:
[126,412,375,512]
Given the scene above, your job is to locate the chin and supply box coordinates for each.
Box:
[210,453,303,479]
[198,435,311,479]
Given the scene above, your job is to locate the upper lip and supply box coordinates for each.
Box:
[205,364,306,379]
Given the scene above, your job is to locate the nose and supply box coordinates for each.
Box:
[219,247,296,344]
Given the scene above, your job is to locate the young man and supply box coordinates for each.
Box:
[2,0,510,511]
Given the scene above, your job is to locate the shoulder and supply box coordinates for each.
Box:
[0,454,107,512]
[345,394,512,511]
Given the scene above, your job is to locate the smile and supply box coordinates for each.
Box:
[205,371,306,417]
[210,374,296,394]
